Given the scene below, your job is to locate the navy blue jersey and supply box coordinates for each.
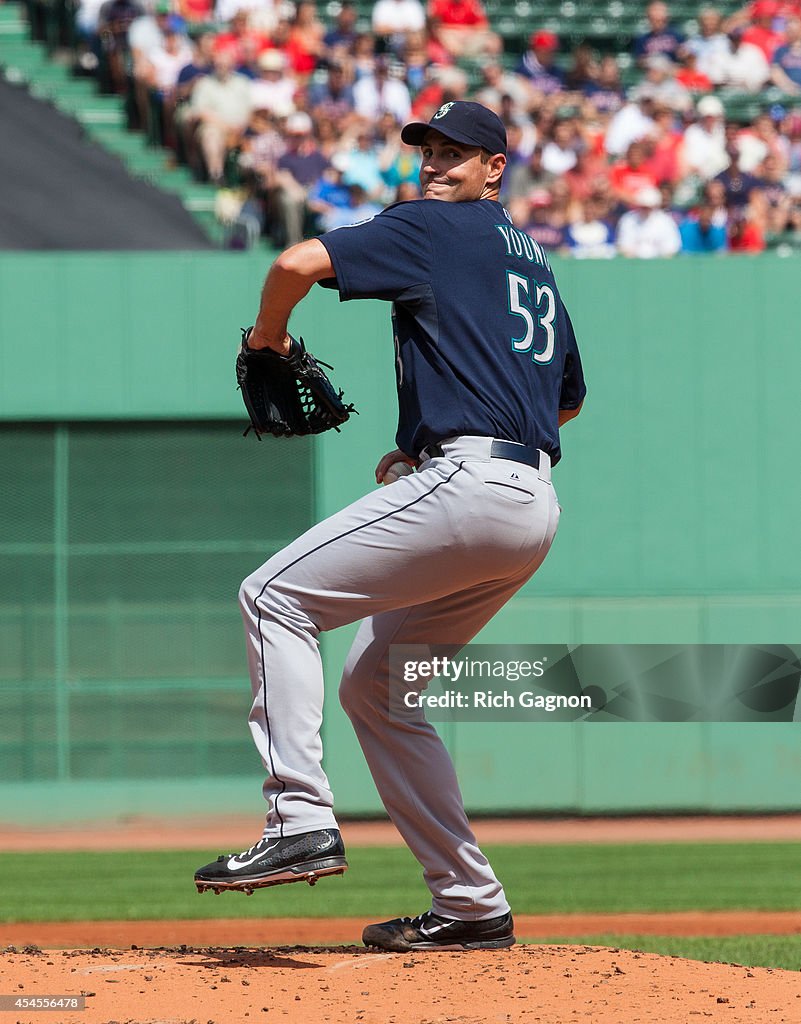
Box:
[319,198,586,462]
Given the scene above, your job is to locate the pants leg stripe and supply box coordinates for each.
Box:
[254,462,467,835]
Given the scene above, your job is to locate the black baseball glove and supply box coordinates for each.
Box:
[236,328,356,439]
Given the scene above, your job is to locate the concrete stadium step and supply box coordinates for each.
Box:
[0,9,27,36]
[0,5,33,48]
[71,103,126,126]
[85,126,158,153]
[153,168,202,194]
[116,154,177,178]
[28,73,96,95]
[82,128,184,176]
[35,86,126,123]
[181,186,219,213]
[0,25,30,42]
[0,42,50,69]
[0,1,26,19]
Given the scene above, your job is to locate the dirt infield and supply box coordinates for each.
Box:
[3,911,801,950]
[2,943,800,1024]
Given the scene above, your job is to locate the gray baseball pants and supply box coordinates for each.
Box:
[239,435,560,919]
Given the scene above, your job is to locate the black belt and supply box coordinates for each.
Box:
[425,440,541,469]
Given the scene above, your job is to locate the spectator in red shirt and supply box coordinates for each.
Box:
[427,0,501,56]
[178,0,212,22]
[421,17,454,65]
[742,0,786,59]
[674,48,714,90]
[213,10,269,66]
[563,147,610,203]
[285,0,325,77]
[729,205,767,250]
[609,140,659,204]
[643,106,687,184]
[428,0,485,30]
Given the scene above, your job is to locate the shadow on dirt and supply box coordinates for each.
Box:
[176,945,372,969]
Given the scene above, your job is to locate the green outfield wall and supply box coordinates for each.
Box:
[1,252,799,824]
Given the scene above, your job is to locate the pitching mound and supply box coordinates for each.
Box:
[3,944,800,1024]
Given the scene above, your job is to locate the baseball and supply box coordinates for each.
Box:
[382,461,414,485]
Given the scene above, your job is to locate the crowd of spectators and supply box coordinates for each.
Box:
[76,0,801,254]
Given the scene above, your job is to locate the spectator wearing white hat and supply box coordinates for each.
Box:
[616,185,682,258]
[250,49,296,115]
[271,111,329,245]
[683,95,729,180]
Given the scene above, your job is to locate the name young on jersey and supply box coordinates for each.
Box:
[495,224,552,272]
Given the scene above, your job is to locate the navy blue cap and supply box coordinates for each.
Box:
[401,101,507,156]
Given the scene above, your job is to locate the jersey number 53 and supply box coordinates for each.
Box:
[506,272,556,365]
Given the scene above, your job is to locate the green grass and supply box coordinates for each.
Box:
[524,935,801,972]
[1,842,800,923]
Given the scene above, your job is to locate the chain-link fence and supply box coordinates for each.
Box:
[0,422,313,783]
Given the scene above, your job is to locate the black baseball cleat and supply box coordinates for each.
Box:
[362,910,515,952]
[194,828,347,895]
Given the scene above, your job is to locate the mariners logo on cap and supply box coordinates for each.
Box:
[400,100,508,155]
